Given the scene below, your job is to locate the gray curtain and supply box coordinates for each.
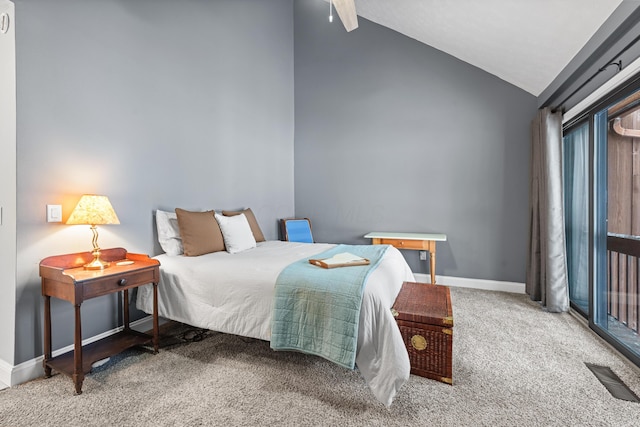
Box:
[526,107,569,312]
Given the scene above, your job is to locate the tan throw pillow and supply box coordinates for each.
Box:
[221,208,266,242]
[175,208,225,256]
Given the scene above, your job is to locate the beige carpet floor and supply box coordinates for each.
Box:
[1,287,639,426]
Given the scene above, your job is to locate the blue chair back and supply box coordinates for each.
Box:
[281,218,313,243]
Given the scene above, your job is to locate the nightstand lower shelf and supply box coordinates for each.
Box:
[45,330,153,377]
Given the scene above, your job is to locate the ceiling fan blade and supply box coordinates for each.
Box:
[333,0,358,32]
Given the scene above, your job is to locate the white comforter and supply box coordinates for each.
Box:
[136,241,414,406]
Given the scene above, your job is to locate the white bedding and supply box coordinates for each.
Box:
[136,240,415,406]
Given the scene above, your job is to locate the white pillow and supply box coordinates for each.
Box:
[156,210,183,256]
[214,213,256,254]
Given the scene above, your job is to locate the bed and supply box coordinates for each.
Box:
[136,209,415,406]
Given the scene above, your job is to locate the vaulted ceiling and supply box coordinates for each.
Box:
[325,0,624,96]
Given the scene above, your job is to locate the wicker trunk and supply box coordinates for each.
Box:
[392,281,453,384]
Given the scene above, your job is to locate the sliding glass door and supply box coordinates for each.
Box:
[594,93,640,360]
[564,85,640,367]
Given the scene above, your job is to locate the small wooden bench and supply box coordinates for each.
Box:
[392,281,453,384]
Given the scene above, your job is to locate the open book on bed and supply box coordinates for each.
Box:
[308,252,370,269]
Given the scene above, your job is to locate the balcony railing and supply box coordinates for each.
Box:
[607,234,640,334]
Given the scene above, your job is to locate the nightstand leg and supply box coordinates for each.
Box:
[123,289,130,331]
[153,282,159,353]
[73,304,84,395]
[43,295,52,378]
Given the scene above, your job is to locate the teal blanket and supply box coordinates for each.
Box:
[270,244,389,369]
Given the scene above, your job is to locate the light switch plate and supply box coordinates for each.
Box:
[47,205,62,223]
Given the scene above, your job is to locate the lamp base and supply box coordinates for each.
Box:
[83,250,110,270]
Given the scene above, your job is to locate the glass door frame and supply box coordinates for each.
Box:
[562,74,640,368]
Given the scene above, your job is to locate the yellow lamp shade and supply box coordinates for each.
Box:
[67,195,120,270]
[66,195,120,226]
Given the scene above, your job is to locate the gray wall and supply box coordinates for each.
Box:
[14,0,294,364]
[294,0,538,282]
[13,0,631,368]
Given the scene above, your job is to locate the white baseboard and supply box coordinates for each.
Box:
[4,316,158,388]
[0,358,11,390]
[413,273,526,294]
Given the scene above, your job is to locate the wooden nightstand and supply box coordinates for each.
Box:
[39,247,160,394]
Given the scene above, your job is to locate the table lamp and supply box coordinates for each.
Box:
[66,194,120,270]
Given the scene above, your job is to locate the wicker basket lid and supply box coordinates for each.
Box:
[392,282,453,327]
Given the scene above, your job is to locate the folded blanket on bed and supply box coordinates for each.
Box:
[270,244,389,369]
